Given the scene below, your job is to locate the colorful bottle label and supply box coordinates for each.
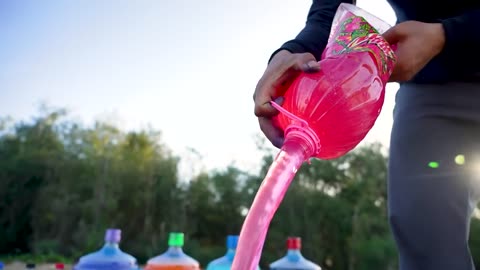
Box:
[322,11,396,83]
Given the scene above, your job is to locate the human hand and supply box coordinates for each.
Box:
[383,21,445,82]
[253,50,320,148]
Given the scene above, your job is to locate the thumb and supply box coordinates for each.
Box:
[295,53,320,73]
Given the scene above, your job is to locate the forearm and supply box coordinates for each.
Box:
[269,0,355,62]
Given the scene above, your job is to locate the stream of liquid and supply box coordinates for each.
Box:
[231,140,311,270]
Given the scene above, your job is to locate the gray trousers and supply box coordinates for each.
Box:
[388,82,480,270]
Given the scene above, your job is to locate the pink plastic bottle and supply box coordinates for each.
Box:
[232,4,396,270]
[273,4,396,159]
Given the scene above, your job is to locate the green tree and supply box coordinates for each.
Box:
[8,108,475,270]
[0,109,65,254]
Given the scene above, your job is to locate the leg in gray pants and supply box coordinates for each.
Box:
[388,82,480,270]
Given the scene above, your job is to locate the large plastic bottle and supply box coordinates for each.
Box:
[272,3,397,160]
[0,262,4,270]
[206,235,260,270]
[232,4,396,270]
[269,237,321,270]
[74,228,138,270]
[145,232,200,270]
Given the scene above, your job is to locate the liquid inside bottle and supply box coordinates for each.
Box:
[145,232,200,270]
[73,228,138,270]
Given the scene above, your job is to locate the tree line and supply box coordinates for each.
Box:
[2,107,480,269]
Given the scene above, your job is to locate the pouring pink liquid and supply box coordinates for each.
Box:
[231,4,397,270]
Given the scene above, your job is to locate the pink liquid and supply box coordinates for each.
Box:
[232,135,315,270]
[275,52,385,159]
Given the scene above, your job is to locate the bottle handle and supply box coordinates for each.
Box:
[269,101,308,128]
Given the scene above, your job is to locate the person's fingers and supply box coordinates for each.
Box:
[253,60,291,117]
[388,44,415,82]
[258,117,284,148]
[295,53,320,73]
[254,75,281,117]
[384,26,404,82]
[382,24,403,45]
[388,47,401,82]
[254,53,319,118]
[267,53,319,104]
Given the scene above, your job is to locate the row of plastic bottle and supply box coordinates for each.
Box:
[69,228,322,270]
[0,229,320,270]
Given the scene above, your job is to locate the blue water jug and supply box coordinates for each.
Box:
[206,235,260,270]
[269,237,321,270]
[74,228,138,270]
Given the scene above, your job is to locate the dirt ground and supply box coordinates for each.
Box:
[3,262,73,270]
[3,262,151,270]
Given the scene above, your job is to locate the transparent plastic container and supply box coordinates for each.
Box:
[274,3,397,160]
[269,237,321,270]
[206,235,260,270]
[74,228,138,270]
[145,232,200,270]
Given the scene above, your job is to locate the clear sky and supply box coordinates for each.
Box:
[0,0,398,177]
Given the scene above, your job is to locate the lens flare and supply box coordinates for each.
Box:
[428,161,439,169]
[455,154,465,165]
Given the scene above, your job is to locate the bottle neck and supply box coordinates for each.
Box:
[286,249,302,261]
[282,125,319,160]
[104,242,119,248]
[225,248,236,260]
[167,246,184,254]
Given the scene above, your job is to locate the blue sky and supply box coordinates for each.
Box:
[0,0,398,177]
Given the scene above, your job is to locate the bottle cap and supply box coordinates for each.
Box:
[105,228,121,243]
[168,232,184,247]
[287,237,301,250]
[55,263,65,270]
[226,235,239,249]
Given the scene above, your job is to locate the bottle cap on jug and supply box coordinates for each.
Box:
[168,232,184,247]
[105,228,121,243]
[227,235,239,249]
[287,237,301,250]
